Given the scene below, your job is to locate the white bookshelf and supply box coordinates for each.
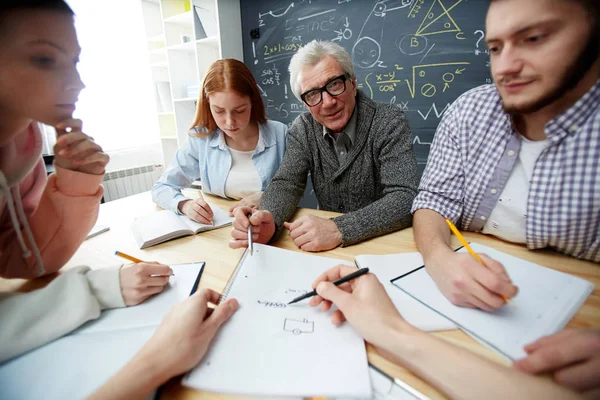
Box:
[140,0,243,166]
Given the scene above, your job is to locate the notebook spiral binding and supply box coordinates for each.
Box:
[219,248,250,304]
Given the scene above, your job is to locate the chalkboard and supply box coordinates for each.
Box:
[240,0,492,207]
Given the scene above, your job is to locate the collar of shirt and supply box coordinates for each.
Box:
[547,79,600,139]
[322,106,358,144]
[204,122,274,153]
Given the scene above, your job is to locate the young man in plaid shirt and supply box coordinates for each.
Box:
[412,0,600,394]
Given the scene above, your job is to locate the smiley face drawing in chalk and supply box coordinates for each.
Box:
[352,0,415,69]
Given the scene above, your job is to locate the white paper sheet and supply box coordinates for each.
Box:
[392,243,594,360]
[355,253,456,331]
[183,244,372,398]
[0,263,204,400]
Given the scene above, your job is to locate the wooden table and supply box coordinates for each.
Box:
[4,191,599,399]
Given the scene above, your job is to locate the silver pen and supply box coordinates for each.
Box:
[247,213,253,256]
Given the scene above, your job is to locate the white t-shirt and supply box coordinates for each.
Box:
[482,136,549,243]
[224,147,262,200]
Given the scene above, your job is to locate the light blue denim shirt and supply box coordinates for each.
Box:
[152,120,287,213]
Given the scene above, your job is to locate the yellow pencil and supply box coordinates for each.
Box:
[114,251,144,264]
[444,219,515,306]
[114,251,174,276]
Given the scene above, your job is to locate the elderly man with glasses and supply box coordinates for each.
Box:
[230,40,419,252]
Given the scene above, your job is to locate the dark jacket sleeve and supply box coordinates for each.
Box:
[332,106,419,246]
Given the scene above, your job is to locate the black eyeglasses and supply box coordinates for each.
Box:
[300,74,349,107]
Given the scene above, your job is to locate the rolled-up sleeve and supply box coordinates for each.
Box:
[151,137,201,213]
[411,105,465,224]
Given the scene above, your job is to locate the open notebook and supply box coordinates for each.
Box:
[131,207,233,249]
[182,244,372,398]
[0,263,205,400]
[392,243,594,361]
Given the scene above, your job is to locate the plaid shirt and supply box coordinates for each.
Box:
[412,82,600,262]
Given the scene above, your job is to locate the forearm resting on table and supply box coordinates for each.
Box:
[384,327,580,400]
[88,351,169,400]
[413,209,453,262]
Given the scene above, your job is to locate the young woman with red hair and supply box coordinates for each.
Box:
[152,59,287,222]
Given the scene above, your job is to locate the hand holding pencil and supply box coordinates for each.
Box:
[445,219,515,306]
[423,219,518,312]
[114,251,173,306]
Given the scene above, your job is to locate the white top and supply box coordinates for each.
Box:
[482,136,549,243]
[224,147,262,200]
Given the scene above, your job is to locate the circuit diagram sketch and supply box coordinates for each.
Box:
[284,318,315,335]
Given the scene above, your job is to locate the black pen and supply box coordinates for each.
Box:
[288,267,370,305]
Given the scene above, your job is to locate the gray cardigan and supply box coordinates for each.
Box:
[261,90,419,246]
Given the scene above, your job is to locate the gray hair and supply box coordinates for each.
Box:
[288,40,355,100]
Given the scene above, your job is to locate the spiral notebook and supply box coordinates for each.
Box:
[391,243,594,360]
[182,244,372,398]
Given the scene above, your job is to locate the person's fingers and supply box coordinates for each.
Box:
[316,281,355,315]
[300,242,318,252]
[144,276,170,287]
[137,264,173,277]
[470,263,518,300]
[552,357,600,392]
[75,151,109,167]
[288,225,308,240]
[523,329,579,353]
[464,291,497,312]
[231,227,259,241]
[194,199,213,218]
[206,298,239,332]
[55,118,83,131]
[320,299,333,312]
[463,279,506,311]
[229,239,249,249]
[514,336,595,375]
[56,134,90,153]
[331,309,347,326]
[232,215,250,231]
[479,254,511,282]
[293,232,312,248]
[311,265,357,289]
[186,288,213,318]
[228,205,237,216]
[309,294,324,307]
[191,287,221,306]
[131,285,165,304]
[189,203,212,224]
[285,218,304,232]
[249,210,271,226]
[59,136,101,156]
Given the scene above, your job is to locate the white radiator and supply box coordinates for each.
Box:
[101,164,164,202]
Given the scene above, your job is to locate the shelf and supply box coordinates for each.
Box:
[173,97,197,102]
[196,36,219,46]
[166,41,195,51]
[164,10,193,25]
[147,33,165,43]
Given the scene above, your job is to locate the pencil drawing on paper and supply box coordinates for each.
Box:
[284,318,314,335]
[257,300,287,308]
